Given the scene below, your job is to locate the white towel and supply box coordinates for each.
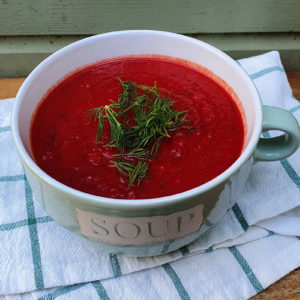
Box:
[0,51,299,300]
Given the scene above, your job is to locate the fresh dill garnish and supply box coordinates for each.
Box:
[112,148,150,159]
[88,78,188,187]
[110,160,149,188]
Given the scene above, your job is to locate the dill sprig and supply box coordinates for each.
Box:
[88,78,188,187]
[110,160,149,187]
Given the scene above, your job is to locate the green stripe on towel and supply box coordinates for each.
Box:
[35,216,53,224]
[179,246,190,256]
[92,281,110,300]
[280,159,300,189]
[38,283,87,300]
[0,125,11,132]
[109,253,122,277]
[229,246,263,293]
[0,174,25,182]
[232,203,249,231]
[205,246,213,253]
[289,105,300,114]
[160,242,171,254]
[25,178,45,290]
[0,219,28,231]
[0,216,52,231]
[250,66,284,80]
[204,218,212,227]
[162,263,191,300]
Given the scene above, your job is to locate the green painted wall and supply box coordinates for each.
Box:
[1,0,300,76]
[1,0,300,35]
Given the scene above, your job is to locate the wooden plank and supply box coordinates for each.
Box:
[287,72,300,99]
[1,73,300,101]
[1,33,300,77]
[0,78,25,99]
[251,268,300,299]
[0,0,300,35]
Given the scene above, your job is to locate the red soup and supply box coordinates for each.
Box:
[30,56,244,199]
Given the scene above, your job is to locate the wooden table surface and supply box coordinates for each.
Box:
[0,75,299,299]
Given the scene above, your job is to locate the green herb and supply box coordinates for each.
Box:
[111,160,149,187]
[88,78,188,187]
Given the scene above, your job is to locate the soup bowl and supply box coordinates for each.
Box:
[11,30,300,256]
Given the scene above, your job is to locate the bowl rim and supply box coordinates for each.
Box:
[11,29,263,210]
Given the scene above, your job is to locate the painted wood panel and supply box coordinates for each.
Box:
[0,0,300,35]
[1,33,300,77]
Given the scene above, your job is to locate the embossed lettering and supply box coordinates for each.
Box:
[113,222,141,239]
[176,213,194,232]
[76,203,203,246]
[146,219,169,237]
[90,217,110,236]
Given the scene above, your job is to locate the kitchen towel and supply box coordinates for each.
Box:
[0,51,299,300]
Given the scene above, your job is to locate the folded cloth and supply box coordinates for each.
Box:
[0,51,299,300]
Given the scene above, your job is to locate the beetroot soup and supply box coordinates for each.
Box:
[30,57,244,199]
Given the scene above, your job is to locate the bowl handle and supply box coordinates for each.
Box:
[254,105,300,161]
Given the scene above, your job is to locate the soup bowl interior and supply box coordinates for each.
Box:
[13,30,262,204]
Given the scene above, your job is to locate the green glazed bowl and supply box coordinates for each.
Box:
[11,31,300,256]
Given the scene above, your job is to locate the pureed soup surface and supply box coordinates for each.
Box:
[30,56,244,199]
